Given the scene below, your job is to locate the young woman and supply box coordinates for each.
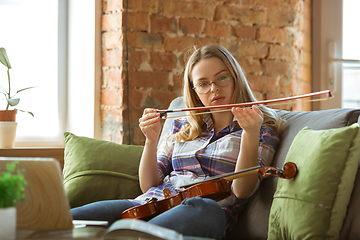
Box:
[71,44,284,240]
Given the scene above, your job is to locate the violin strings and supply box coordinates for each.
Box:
[162,97,330,119]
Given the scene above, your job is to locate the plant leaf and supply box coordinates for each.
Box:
[16,86,36,94]
[7,98,20,106]
[0,47,11,69]
[17,109,34,117]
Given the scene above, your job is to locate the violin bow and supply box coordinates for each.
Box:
[158,90,333,119]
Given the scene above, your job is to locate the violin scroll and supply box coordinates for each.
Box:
[260,162,298,180]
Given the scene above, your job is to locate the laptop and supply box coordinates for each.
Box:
[0,157,107,232]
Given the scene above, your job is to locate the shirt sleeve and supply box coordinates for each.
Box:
[258,125,281,167]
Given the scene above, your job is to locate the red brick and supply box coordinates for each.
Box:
[290,0,304,13]
[102,49,123,67]
[257,27,290,44]
[300,50,311,66]
[269,45,298,62]
[164,36,215,52]
[268,11,297,27]
[179,18,205,35]
[162,2,215,20]
[234,25,257,40]
[238,41,268,58]
[101,89,123,106]
[247,75,279,92]
[225,0,253,6]
[215,7,267,24]
[132,127,146,145]
[128,50,149,70]
[150,52,177,71]
[128,71,169,88]
[266,92,293,110]
[172,74,184,91]
[127,31,163,49]
[101,108,123,123]
[127,12,149,31]
[150,15,177,33]
[102,12,123,31]
[104,0,123,12]
[236,58,261,74]
[128,0,159,13]
[103,68,123,88]
[253,0,290,10]
[123,108,144,126]
[151,89,180,109]
[278,77,296,93]
[103,31,123,49]
[205,21,231,38]
[128,88,149,108]
[262,60,289,76]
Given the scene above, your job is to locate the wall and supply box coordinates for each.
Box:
[101,0,312,145]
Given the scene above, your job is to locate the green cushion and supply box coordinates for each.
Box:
[268,123,360,240]
[63,132,143,208]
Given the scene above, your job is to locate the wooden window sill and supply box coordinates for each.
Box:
[0,147,65,170]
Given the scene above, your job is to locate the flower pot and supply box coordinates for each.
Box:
[0,207,16,240]
[0,122,17,148]
[0,110,17,121]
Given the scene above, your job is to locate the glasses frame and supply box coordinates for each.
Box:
[192,75,233,94]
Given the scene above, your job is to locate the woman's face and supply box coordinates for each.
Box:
[191,57,234,107]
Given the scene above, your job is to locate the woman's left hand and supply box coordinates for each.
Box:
[231,105,263,134]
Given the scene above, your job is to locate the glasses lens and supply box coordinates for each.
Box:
[216,76,231,87]
[196,83,210,94]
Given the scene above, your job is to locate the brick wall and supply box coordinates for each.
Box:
[101,0,312,145]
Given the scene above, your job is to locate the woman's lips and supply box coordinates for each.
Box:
[211,96,225,103]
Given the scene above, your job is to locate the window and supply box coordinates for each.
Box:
[0,0,65,146]
[0,0,101,147]
[342,0,360,108]
[312,0,360,110]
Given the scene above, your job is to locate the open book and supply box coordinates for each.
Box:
[28,219,213,240]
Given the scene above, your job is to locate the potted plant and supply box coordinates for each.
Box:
[0,161,28,239]
[0,47,35,148]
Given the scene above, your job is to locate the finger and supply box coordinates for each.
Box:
[141,111,160,122]
[142,108,157,117]
[139,114,160,127]
[252,105,263,117]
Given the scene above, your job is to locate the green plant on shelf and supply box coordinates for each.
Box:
[0,47,35,116]
[0,161,28,208]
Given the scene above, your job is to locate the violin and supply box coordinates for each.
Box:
[121,162,298,220]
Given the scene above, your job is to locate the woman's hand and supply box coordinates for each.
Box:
[231,105,263,134]
[139,108,162,144]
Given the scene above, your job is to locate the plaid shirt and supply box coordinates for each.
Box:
[130,114,280,226]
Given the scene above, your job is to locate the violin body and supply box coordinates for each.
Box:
[121,162,298,220]
[121,179,232,220]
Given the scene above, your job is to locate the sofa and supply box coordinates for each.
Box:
[63,96,360,240]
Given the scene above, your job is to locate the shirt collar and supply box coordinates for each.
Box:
[202,114,241,133]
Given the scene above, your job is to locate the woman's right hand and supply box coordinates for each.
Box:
[139,108,162,144]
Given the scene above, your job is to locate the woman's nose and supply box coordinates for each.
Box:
[210,82,220,92]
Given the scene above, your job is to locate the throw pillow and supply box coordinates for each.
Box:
[268,123,360,240]
[63,132,144,208]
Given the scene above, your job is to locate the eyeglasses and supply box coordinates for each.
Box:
[193,75,232,94]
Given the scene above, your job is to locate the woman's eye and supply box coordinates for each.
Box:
[198,82,209,87]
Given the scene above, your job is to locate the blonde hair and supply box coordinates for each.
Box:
[172,44,285,142]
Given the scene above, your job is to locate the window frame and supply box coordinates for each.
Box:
[12,0,101,147]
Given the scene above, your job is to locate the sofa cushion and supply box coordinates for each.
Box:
[63,132,143,208]
[267,123,360,240]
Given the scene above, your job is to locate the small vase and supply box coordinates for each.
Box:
[0,207,16,240]
[0,122,17,148]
